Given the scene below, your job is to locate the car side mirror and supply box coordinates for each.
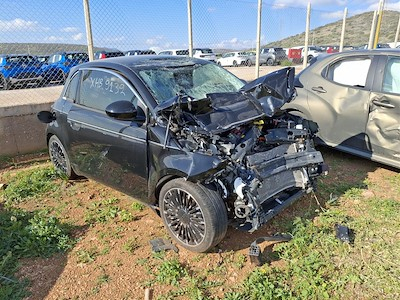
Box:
[105,100,138,120]
[37,111,56,123]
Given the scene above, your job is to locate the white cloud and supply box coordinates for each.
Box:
[0,18,49,32]
[61,27,79,33]
[44,35,65,42]
[212,36,266,50]
[272,0,347,9]
[321,10,345,19]
[146,35,166,46]
[72,33,83,41]
[207,7,216,13]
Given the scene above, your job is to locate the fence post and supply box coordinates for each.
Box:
[339,8,347,52]
[373,0,385,49]
[187,0,193,57]
[303,2,311,69]
[255,0,262,79]
[368,11,378,49]
[83,0,94,61]
[395,15,400,47]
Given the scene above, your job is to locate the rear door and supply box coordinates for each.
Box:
[366,55,400,164]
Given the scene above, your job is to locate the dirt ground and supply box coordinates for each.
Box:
[1,147,398,300]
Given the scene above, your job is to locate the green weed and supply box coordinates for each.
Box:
[155,259,187,286]
[2,166,59,204]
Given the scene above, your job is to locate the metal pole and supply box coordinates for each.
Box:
[303,2,311,69]
[373,0,385,49]
[368,11,378,49]
[339,8,347,52]
[83,0,94,61]
[187,0,193,57]
[394,15,400,47]
[255,0,262,79]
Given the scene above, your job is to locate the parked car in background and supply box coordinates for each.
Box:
[217,51,247,67]
[37,56,326,252]
[94,50,125,59]
[260,47,287,66]
[158,49,189,56]
[41,52,88,83]
[125,50,156,56]
[243,51,267,66]
[192,48,216,62]
[356,43,390,50]
[36,55,50,63]
[0,54,43,90]
[284,49,400,169]
[301,46,323,62]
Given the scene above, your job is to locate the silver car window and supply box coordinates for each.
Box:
[328,58,371,87]
[382,57,400,95]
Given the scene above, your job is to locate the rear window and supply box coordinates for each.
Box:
[48,55,62,64]
[199,49,213,54]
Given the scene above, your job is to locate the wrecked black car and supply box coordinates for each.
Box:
[38,56,326,252]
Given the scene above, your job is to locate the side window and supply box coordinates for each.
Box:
[64,71,80,101]
[382,57,400,94]
[78,69,138,111]
[326,57,371,87]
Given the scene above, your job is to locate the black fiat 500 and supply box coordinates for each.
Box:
[38,56,326,252]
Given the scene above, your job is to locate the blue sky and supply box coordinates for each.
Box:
[1,0,399,51]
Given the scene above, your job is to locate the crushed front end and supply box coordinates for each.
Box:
[155,67,327,231]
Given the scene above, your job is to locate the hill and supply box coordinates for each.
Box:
[266,10,400,47]
[0,43,113,55]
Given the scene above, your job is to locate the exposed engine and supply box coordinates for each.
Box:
[155,67,326,231]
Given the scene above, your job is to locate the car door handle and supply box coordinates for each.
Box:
[68,121,81,131]
[372,99,395,109]
[311,86,327,93]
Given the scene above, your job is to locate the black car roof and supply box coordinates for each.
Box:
[75,55,208,71]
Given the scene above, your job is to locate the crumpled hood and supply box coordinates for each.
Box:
[154,67,296,134]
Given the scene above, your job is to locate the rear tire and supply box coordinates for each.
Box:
[246,59,252,67]
[159,178,228,252]
[48,135,76,179]
[267,58,274,66]
[0,75,9,90]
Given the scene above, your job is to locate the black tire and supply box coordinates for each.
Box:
[48,135,76,179]
[0,74,9,90]
[159,178,228,252]
[233,60,238,67]
[246,59,252,67]
[217,61,221,66]
[56,70,66,84]
[267,58,274,66]
[307,55,313,63]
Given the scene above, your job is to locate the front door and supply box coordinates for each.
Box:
[66,68,148,201]
[306,55,376,152]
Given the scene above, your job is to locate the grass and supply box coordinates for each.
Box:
[0,166,74,299]
[2,166,59,205]
[1,149,399,299]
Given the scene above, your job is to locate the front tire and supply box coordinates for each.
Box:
[159,179,228,252]
[233,60,238,67]
[48,135,76,179]
[0,74,9,90]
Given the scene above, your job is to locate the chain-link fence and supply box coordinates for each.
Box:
[0,0,398,94]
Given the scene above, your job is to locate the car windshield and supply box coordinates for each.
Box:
[48,54,62,64]
[200,49,213,54]
[138,63,245,103]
